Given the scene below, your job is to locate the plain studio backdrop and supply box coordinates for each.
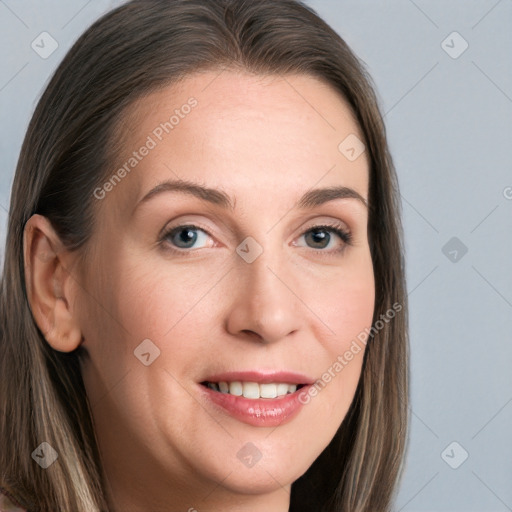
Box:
[0,1,511,511]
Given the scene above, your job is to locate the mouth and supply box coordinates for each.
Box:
[200,381,306,399]
[198,371,314,427]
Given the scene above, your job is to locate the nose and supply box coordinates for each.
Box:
[225,244,304,344]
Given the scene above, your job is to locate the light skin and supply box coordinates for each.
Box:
[24,70,375,512]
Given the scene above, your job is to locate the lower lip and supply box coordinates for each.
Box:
[199,384,311,427]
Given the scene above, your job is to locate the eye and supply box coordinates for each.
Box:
[159,221,352,255]
[295,223,352,254]
[160,224,213,251]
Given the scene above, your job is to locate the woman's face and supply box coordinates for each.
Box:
[75,70,375,510]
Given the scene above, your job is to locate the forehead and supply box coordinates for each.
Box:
[109,70,369,215]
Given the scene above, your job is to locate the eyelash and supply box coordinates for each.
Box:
[159,221,352,258]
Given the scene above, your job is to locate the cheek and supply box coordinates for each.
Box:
[112,261,221,342]
[318,251,375,348]
[311,255,374,415]
[324,281,375,347]
[103,240,375,364]
[76,243,197,383]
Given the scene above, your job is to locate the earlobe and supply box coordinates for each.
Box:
[23,214,83,353]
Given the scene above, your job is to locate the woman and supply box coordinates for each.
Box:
[0,1,409,510]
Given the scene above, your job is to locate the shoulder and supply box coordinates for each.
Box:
[0,489,27,512]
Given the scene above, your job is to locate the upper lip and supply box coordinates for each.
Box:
[201,370,316,385]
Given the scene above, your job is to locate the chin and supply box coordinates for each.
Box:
[212,464,298,495]
[194,442,313,496]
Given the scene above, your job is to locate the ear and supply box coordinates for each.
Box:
[23,214,83,352]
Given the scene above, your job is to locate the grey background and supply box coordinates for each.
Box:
[0,1,511,511]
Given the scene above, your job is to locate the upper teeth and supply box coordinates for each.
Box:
[206,381,298,399]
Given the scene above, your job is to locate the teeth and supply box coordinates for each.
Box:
[242,382,259,399]
[276,383,289,396]
[207,381,301,399]
[260,383,277,398]
[228,381,243,396]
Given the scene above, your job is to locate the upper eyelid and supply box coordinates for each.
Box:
[153,199,363,237]
[161,218,350,233]
[161,212,353,232]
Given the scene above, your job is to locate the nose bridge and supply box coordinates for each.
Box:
[228,234,303,343]
[242,240,284,304]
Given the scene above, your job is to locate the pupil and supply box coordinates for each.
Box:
[176,228,197,247]
[307,228,329,248]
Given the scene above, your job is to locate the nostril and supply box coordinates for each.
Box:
[241,330,259,338]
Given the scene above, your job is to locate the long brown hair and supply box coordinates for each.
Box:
[0,1,409,510]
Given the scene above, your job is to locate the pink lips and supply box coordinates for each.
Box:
[198,370,314,427]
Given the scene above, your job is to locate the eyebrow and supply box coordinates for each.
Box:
[134,179,368,213]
